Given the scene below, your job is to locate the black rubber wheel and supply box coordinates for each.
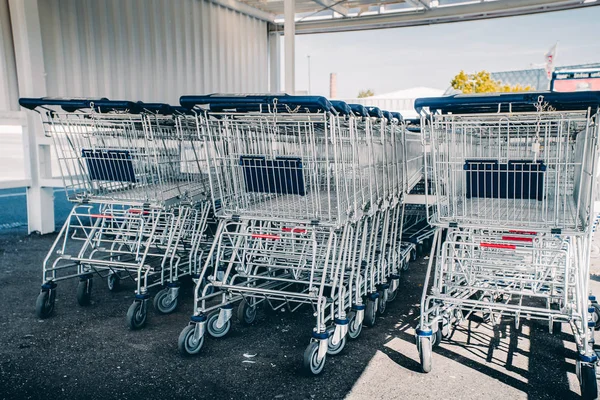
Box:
[35,290,56,319]
[591,303,600,331]
[432,328,442,348]
[107,272,120,292]
[302,341,326,375]
[377,290,388,315]
[178,324,204,356]
[206,311,231,338]
[364,298,377,327]
[387,281,399,302]
[237,301,257,325]
[347,311,363,340]
[580,363,598,400]
[326,326,346,355]
[126,301,147,330]
[153,288,178,315]
[76,279,92,306]
[418,336,432,373]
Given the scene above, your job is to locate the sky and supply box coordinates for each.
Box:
[286,6,600,98]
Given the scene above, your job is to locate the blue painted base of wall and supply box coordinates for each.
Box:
[0,187,72,234]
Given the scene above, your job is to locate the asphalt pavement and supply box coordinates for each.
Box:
[0,231,595,400]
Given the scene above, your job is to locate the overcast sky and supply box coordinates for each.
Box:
[287,6,600,98]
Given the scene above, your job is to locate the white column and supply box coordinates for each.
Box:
[268,32,281,93]
[284,0,295,94]
[9,0,55,234]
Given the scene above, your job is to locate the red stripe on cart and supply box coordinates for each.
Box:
[282,227,307,233]
[480,242,516,250]
[508,230,537,235]
[90,214,113,219]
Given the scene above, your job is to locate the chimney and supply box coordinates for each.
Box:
[329,73,337,99]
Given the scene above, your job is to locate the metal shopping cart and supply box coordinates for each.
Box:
[176,94,414,374]
[19,98,213,329]
[414,91,600,398]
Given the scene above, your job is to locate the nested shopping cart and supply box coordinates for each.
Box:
[414,91,600,398]
[19,98,213,329]
[176,94,411,374]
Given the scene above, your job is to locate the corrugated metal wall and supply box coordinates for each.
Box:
[0,0,18,111]
[37,0,270,104]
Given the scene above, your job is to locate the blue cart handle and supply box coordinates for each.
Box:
[366,106,383,118]
[348,104,369,117]
[19,97,107,111]
[415,91,600,114]
[90,100,141,114]
[137,102,174,115]
[179,94,335,113]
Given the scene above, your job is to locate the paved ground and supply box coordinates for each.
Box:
[0,232,598,400]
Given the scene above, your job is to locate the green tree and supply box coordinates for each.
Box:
[357,89,374,98]
[451,70,533,93]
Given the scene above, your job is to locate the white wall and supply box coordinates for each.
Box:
[32,0,270,104]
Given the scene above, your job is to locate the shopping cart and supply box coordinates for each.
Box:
[414,91,600,398]
[176,94,412,374]
[19,98,213,329]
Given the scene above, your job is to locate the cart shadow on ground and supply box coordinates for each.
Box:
[376,308,581,399]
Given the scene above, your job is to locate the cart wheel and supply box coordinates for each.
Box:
[153,288,178,314]
[387,280,399,302]
[418,335,432,373]
[206,311,231,338]
[326,326,346,355]
[364,298,377,327]
[303,341,326,376]
[107,272,120,292]
[35,289,56,319]
[126,300,147,330]
[580,363,598,400]
[591,303,600,331]
[237,301,257,325]
[432,327,442,348]
[76,278,93,306]
[347,311,363,340]
[178,324,204,356]
[377,289,388,315]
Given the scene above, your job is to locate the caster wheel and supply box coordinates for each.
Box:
[326,326,346,355]
[580,363,598,400]
[432,327,442,348]
[347,311,363,340]
[377,290,388,315]
[35,289,56,319]
[303,341,326,375]
[126,300,147,330]
[237,301,257,325]
[206,311,231,338]
[418,335,432,373]
[76,279,93,306]
[153,288,178,314]
[178,325,204,356]
[387,280,399,302]
[364,298,377,327]
[591,303,600,331]
[107,272,120,292]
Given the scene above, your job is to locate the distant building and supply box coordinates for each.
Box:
[340,86,445,118]
[491,62,600,91]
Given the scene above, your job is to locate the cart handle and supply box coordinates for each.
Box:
[19,97,107,112]
[366,106,383,118]
[391,112,404,122]
[90,100,141,114]
[179,94,335,114]
[137,102,174,115]
[348,104,369,117]
[414,91,600,114]
[382,110,393,121]
[329,100,351,115]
